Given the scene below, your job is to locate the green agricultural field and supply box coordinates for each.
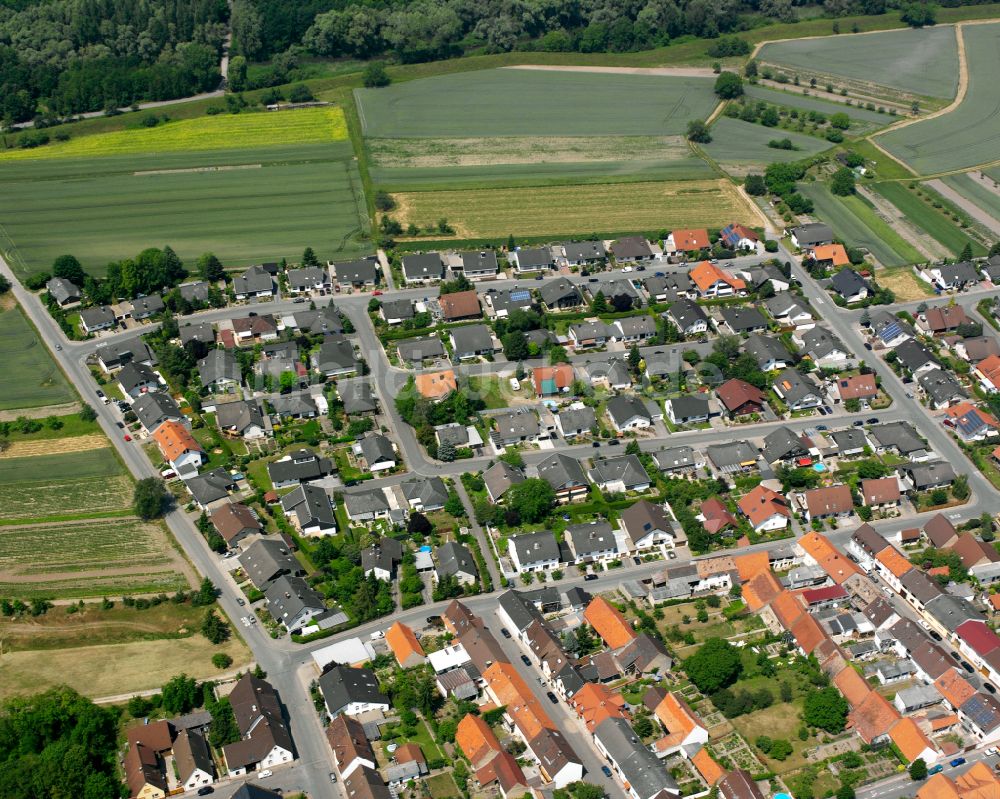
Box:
[872,182,984,257]
[742,84,894,128]
[799,183,923,266]
[0,304,74,411]
[0,120,370,279]
[355,68,718,138]
[392,179,762,239]
[942,173,1000,221]
[879,23,1000,174]
[704,118,832,166]
[758,26,959,99]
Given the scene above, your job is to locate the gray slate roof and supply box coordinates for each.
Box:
[451,324,494,354]
[242,538,304,590]
[266,575,325,627]
[402,252,443,280]
[593,717,678,799]
[402,476,449,509]
[233,265,274,295]
[397,337,445,362]
[483,460,525,500]
[536,452,588,490]
[198,349,240,387]
[436,541,478,580]
[540,277,582,308]
[588,454,650,488]
[318,666,389,714]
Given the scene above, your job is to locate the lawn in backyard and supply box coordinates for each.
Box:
[356,69,718,138]
[0,303,75,411]
[798,182,923,266]
[877,266,935,301]
[391,179,761,239]
[704,118,832,167]
[758,25,959,99]
[941,172,1000,222]
[872,181,984,257]
[878,23,1000,174]
[424,773,460,798]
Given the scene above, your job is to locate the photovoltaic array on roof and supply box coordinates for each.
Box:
[510,289,532,302]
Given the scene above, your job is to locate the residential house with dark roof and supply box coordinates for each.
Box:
[344,488,390,524]
[267,448,333,488]
[555,405,598,439]
[266,575,326,632]
[319,665,391,719]
[651,445,701,473]
[918,367,967,409]
[869,310,913,348]
[439,290,482,321]
[379,298,414,325]
[361,537,403,579]
[401,476,449,512]
[894,339,940,376]
[450,324,495,359]
[233,265,275,300]
[222,675,294,777]
[396,336,445,364]
[790,223,833,249]
[588,454,651,493]
[569,319,613,349]
[560,240,606,265]
[764,293,814,328]
[436,541,478,585]
[606,394,654,432]
[772,368,822,410]
[612,236,655,262]
[922,261,979,291]
[312,337,358,378]
[667,298,710,336]
[706,440,759,474]
[830,269,870,304]
[716,379,766,417]
[286,267,330,294]
[665,394,711,425]
[904,461,956,491]
[210,502,262,548]
[510,247,554,273]
[97,337,156,372]
[132,391,184,434]
[80,305,116,333]
[486,286,535,318]
[762,426,812,465]
[118,362,161,399]
[216,399,268,439]
[619,500,681,551]
[401,252,444,283]
[509,531,561,573]
[356,432,397,473]
[565,521,618,564]
[242,538,304,591]
[540,277,583,310]
[593,717,680,799]
[536,453,589,502]
[280,483,336,535]
[797,326,854,369]
[720,306,767,335]
[744,334,792,372]
[483,460,525,502]
[46,276,81,306]
[491,408,540,447]
[198,349,240,390]
[332,258,379,287]
[453,250,499,280]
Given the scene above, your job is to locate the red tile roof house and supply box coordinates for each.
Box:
[801,484,855,523]
[699,497,738,534]
[716,379,766,418]
[533,365,575,397]
[861,477,902,511]
[836,374,878,403]
[664,228,710,257]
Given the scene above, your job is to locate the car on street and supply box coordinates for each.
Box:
[817,406,827,416]
[853,420,864,427]
[867,417,879,424]
[520,655,531,666]
[906,391,914,399]
[370,630,385,639]
[237,598,245,606]
[592,441,600,447]
[962,661,974,673]
[987,747,999,756]
[123,434,131,441]
[330,772,338,782]
[546,691,558,704]
[588,278,599,283]
[986,683,997,694]
[864,342,872,350]
[373,290,382,296]
[928,765,943,775]
[116,421,124,428]
[585,574,599,581]
[426,615,442,626]
[621,266,633,273]
[816,425,828,431]
[601,766,613,778]
[636,265,645,271]
[292,297,306,303]
[96,389,105,398]
[55,344,62,350]
[950,758,966,768]
[609,439,620,446]
[501,628,512,639]
[823,405,833,414]
[197,788,214,796]
[258,770,273,779]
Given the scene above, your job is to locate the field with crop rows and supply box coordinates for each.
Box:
[878,23,1000,174]
[0,108,347,161]
[391,179,761,238]
[942,172,1000,222]
[758,26,959,99]
[0,140,370,278]
[0,474,133,522]
[799,183,923,266]
[704,118,832,167]
[356,69,719,138]
[0,304,74,411]
[872,182,984,256]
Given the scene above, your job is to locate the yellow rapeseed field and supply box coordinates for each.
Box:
[0,106,347,160]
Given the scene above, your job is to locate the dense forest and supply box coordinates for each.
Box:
[0,0,227,123]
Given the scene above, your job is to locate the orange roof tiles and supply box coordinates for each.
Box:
[889,717,934,763]
[944,401,1000,428]
[533,365,574,395]
[742,570,783,612]
[930,713,959,732]
[438,290,481,320]
[689,261,746,293]
[414,369,457,400]
[456,714,501,768]
[733,551,770,582]
[670,228,710,252]
[583,596,637,650]
[654,692,704,749]
[799,532,861,584]
[770,590,805,630]
[152,420,202,463]
[917,761,1000,799]
[483,661,556,742]
[790,612,827,654]
[737,485,791,529]
[812,244,850,266]
[917,773,960,799]
[848,690,899,744]
[837,374,878,401]
[977,355,1000,390]
[385,621,425,668]
[875,547,914,579]
[934,668,977,709]
[691,747,725,786]
[571,682,627,732]
[990,594,1000,611]
[834,667,872,709]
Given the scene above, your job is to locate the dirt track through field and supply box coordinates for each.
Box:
[0,402,80,422]
[927,178,1000,236]
[504,64,716,77]
[0,434,109,458]
[857,185,947,260]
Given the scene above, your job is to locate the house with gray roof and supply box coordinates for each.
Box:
[923,260,979,291]
[829,269,870,304]
[619,500,682,551]
[536,453,589,502]
[918,367,967,409]
[281,484,336,535]
[356,433,396,472]
[79,305,116,333]
[797,326,854,369]
[593,717,679,799]
[454,250,499,279]
[665,394,710,426]
[588,454,651,493]
[486,286,535,317]
[904,461,956,492]
[790,222,833,249]
[97,338,156,373]
[762,426,811,464]
[332,258,379,287]
[772,368,822,410]
[831,428,868,457]
[179,321,216,346]
[379,299,414,325]
[344,488,390,523]
[540,277,583,310]
[560,240,606,265]
[361,537,403,579]
[242,538,305,591]
[720,306,767,335]
[435,541,477,585]
[271,393,318,420]
[46,277,80,306]
[339,379,377,415]
[313,338,358,378]
[764,293,814,328]
[555,406,598,439]
[287,302,345,336]
[868,421,926,457]
[185,468,236,510]
[510,247,554,273]
[450,324,495,360]
[402,476,449,512]
[434,423,483,451]
[894,339,940,376]
[401,252,444,283]
[318,666,390,720]
[651,446,699,473]
[586,358,632,390]
[509,531,560,573]
[606,394,653,432]
[491,408,540,447]
[198,349,240,389]
[667,298,709,336]
[216,400,268,439]
[267,448,333,489]
[569,320,613,349]
[645,271,696,302]
[706,441,759,474]
[127,294,163,322]
[132,392,185,433]
[483,460,524,502]
[266,575,326,632]
[233,265,275,300]
[565,521,618,563]
[118,362,161,399]
[396,337,445,364]
[611,236,655,262]
[745,334,792,371]
[869,310,913,348]
[178,281,210,305]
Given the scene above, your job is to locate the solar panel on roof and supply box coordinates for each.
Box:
[510,289,532,301]
[963,695,1000,729]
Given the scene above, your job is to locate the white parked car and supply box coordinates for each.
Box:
[621,266,633,273]
[258,770,273,779]
[370,630,385,640]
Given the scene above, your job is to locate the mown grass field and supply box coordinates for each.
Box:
[873,181,985,256]
[704,118,832,166]
[942,172,1000,221]
[799,182,923,266]
[356,68,718,138]
[0,140,370,278]
[0,107,347,161]
[391,179,760,238]
[758,25,959,99]
[879,23,1000,174]
[0,304,74,411]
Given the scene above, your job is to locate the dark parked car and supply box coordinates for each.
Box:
[116,421,124,428]
[601,766,613,778]
[585,574,599,581]
[985,682,997,694]
[609,439,620,446]
[197,788,215,796]
[520,654,531,666]
[853,419,864,427]
[950,758,967,768]
[546,691,558,704]
[962,661,974,673]
[500,628,512,639]
[867,417,879,424]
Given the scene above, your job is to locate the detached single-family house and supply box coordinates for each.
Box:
[772,368,823,410]
[664,228,709,257]
[619,500,682,551]
[738,485,791,533]
[450,324,495,360]
[266,575,326,633]
[565,521,618,564]
[313,338,359,379]
[379,299,414,325]
[46,277,81,306]
[233,265,275,300]
[133,391,185,433]
[536,453,589,503]
[667,299,710,336]
[436,541,478,585]
[801,484,854,522]
[830,269,870,304]
[401,476,449,512]
[344,489,391,524]
[606,395,655,432]
[118,362,161,399]
[689,261,746,298]
[570,320,613,349]
[210,502,262,549]
[319,666,391,720]
[439,291,482,322]
[588,454,651,493]
[719,222,760,252]
[922,261,979,291]
[836,374,878,404]
[716,379,766,417]
[611,236,656,263]
[745,334,792,371]
[587,358,631,390]
[402,253,444,283]
[560,240,606,266]
[509,247,554,274]
[764,293,814,329]
[789,223,833,250]
[491,408,540,447]
[540,278,583,311]
[331,258,379,287]
[216,400,268,439]
[397,337,446,365]
[861,477,902,510]
[810,243,851,268]
[798,326,854,369]
[533,364,575,396]
[152,420,205,478]
[720,306,767,335]
[869,310,913,348]
[356,432,397,472]
[222,675,294,777]
[665,394,711,425]
[281,483,337,535]
[96,338,156,373]
[286,267,330,294]
[943,402,1000,442]
[614,315,657,344]
[483,460,525,503]
[509,531,560,573]
[198,349,241,390]
[918,304,970,335]
[918,368,967,410]
[706,441,759,474]
[80,305,116,334]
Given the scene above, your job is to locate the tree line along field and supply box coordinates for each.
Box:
[0,304,74,411]
[942,172,1000,221]
[390,179,763,239]
[0,111,371,279]
[757,25,960,101]
[878,23,1000,175]
[872,181,985,257]
[741,84,895,131]
[704,118,833,169]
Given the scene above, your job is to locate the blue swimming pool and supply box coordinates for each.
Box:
[774,793,793,799]
[813,463,827,472]
[419,545,432,552]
